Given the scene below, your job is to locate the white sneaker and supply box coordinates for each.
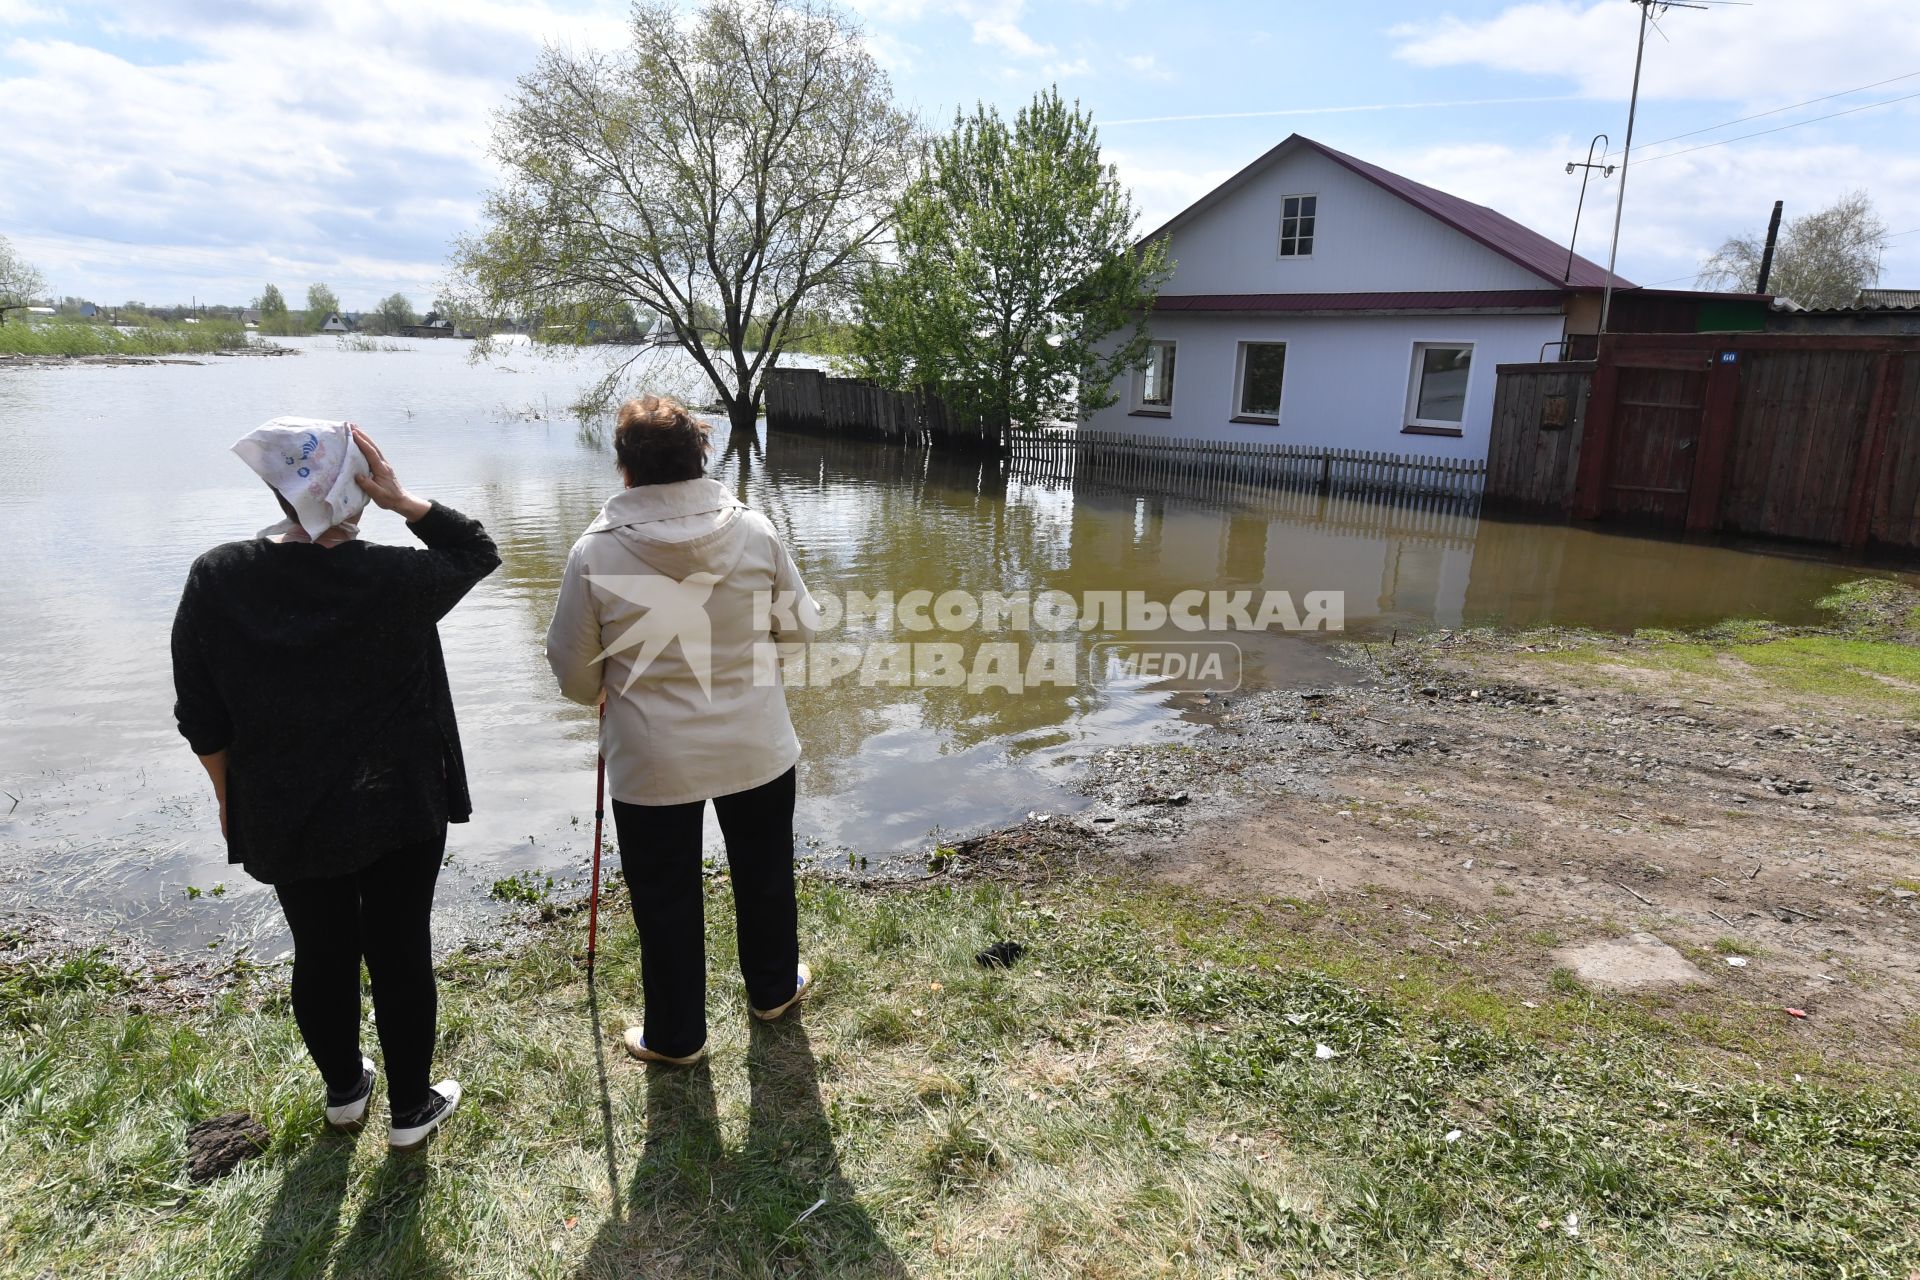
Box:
[388,1080,461,1153]
[324,1057,376,1133]
[622,1029,708,1066]
[750,961,812,1021]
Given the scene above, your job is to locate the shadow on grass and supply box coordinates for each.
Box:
[572,1014,905,1278]
[332,1153,447,1279]
[232,1133,355,1280]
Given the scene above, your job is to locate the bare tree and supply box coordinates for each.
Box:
[1696,191,1888,309]
[0,235,47,325]
[455,0,917,438]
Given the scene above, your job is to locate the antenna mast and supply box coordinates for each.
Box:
[1599,0,1710,339]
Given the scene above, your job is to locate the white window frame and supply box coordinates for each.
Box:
[1277,193,1317,259]
[1132,340,1176,414]
[1231,340,1286,425]
[1405,341,1475,432]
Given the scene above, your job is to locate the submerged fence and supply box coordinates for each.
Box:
[763,367,999,451]
[1006,429,1487,503]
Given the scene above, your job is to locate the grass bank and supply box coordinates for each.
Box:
[0,319,251,357]
[1504,578,1920,717]
[4,869,1916,1278]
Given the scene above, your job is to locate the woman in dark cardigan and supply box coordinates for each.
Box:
[171,424,499,1152]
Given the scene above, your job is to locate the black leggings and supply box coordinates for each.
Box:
[613,767,799,1059]
[273,834,444,1112]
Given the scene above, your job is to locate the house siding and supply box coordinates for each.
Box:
[1084,311,1567,456]
[1155,147,1549,297]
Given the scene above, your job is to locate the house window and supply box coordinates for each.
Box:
[1133,341,1176,413]
[1278,194,1316,258]
[1406,343,1473,432]
[1233,342,1286,423]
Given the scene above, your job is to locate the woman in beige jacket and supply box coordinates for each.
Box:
[546,396,817,1065]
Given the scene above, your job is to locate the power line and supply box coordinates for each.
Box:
[1606,69,1920,159]
[1633,89,1920,165]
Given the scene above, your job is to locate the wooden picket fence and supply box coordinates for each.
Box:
[1005,429,1487,501]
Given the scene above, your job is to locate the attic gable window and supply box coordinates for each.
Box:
[1278,194,1317,258]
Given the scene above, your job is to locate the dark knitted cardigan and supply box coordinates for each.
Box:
[170,502,501,884]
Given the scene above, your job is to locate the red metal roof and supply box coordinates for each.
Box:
[1152,290,1568,314]
[1138,134,1628,292]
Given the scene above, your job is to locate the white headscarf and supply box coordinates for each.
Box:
[231,417,371,540]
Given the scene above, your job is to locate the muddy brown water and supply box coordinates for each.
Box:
[0,337,1908,956]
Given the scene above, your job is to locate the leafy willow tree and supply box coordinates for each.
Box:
[455,0,917,437]
[0,236,46,324]
[846,89,1168,437]
[256,284,287,316]
[376,293,417,333]
[306,283,340,320]
[1696,191,1888,309]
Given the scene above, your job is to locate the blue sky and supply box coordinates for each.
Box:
[3,0,1917,308]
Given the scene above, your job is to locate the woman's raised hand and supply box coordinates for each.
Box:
[352,425,431,522]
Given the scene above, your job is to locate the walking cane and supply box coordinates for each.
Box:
[587,700,606,977]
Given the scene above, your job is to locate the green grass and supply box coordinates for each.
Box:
[0,319,251,357]
[1515,578,1920,716]
[3,875,1916,1277]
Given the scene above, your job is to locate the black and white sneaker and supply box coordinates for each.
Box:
[324,1057,376,1133]
[388,1080,462,1153]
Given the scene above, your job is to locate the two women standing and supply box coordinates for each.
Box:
[171,397,813,1151]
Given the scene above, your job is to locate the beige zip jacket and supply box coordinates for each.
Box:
[545,478,816,806]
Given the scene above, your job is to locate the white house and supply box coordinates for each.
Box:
[1083,135,1627,459]
[319,312,350,333]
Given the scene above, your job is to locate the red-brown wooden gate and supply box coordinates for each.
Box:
[1603,362,1708,528]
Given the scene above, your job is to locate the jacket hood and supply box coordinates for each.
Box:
[583,478,750,583]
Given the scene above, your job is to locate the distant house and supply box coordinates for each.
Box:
[238,307,262,324]
[319,313,350,333]
[1085,134,1703,459]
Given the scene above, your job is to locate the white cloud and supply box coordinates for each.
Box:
[1121,53,1172,82]
[0,1,630,306]
[847,0,1050,58]
[1104,150,1238,240]
[1362,137,1920,289]
[1041,56,1090,79]
[1391,1,1920,103]
[0,0,65,23]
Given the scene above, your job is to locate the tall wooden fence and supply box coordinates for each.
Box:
[1489,334,1920,552]
[1485,361,1591,509]
[763,367,999,451]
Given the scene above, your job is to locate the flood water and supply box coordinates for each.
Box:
[0,336,1908,956]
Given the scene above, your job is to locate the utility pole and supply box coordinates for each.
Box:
[1755,199,1784,294]
[1599,0,1710,338]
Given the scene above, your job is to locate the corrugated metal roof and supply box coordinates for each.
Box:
[1855,288,1920,308]
[1138,134,1626,291]
[1153,290,1567,313]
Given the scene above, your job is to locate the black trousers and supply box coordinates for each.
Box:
[273,833,444,1113]
[613,767,799,1059]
